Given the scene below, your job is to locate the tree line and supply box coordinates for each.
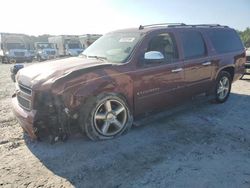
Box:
[238,28,250,48]
[13,29,250,49]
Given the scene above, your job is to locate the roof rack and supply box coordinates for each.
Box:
[138,23,228,30]
[183,24,228,28]
[139,23,186,30]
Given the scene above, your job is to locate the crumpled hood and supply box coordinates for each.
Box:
[17,57,112,88]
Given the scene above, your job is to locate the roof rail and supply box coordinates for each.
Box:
[185,24,228,28]
[139,23,186,30]
[138,23,228,30]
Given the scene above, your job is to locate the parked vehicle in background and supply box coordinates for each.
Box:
[28,49,36,60]
[245,49,250,74]
[79,34,102,49]
[0,33,33,63]
[35,42,57,61]
[48,35,83,57]
[10,64,24,82]
[12,23,245,141]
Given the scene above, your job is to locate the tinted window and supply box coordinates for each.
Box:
[208,30,243,53]
[147,33,178,62]
[180,31,206,59]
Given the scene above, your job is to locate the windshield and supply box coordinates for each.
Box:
[82,32,142,63]
[37,43,54,49]
[6,43,26,50]
[68,43,81,49]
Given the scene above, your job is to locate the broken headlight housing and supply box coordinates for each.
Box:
[34,92,56,113]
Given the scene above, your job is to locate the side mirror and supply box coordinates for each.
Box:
[144,51,164,63]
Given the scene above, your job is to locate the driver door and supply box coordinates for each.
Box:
[134,32,184,116]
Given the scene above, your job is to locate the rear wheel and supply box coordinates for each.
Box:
[214,71,232,103]
[80,93,133,141]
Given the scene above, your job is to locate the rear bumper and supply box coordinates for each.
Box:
[12,93,37,139]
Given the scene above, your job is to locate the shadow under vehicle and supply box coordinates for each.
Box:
[24,92,250,187]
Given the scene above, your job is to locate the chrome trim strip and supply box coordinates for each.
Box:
[17,95,31,111]
[18,83,32,96]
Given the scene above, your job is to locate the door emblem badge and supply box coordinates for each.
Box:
[137,88,160,96]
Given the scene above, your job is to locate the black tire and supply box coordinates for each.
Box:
[214,71,232,103]
[37,55,42,62]
[79,93,133,141]
[27,59,33,63]
[11,73,16,82]
[1,57,8,64]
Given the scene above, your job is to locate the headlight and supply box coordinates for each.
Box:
[5,51,9,55]
[34,92,55,112]
[39,51,46,56]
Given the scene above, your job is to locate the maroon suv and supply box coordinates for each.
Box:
[12,23,246,141]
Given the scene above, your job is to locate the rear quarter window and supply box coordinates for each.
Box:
[208,29,244,53]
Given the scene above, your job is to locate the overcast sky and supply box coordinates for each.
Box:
[0,0,249,36]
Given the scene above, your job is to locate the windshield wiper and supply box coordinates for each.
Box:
[87,55,107,62]
[79,54,87,58]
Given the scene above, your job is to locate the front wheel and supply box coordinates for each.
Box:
[27,58,33,63]
[80,94,133,141]
[37,55,42,62]
[214,71,232,103]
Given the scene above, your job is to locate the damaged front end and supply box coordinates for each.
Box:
[11,57,111,142]
[12,81,80,143]
[33,91,79,142]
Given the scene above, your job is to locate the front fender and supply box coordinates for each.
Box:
[72,72,134,112]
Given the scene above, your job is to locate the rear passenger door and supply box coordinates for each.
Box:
[179,30,213,95]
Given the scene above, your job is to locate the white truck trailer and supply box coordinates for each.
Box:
[48,35,83,56]
[79,34,102,49]
[0,33,33,63]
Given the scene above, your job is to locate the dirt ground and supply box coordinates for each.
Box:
[0,63,250,188]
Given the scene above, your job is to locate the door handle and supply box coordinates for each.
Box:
[202,62,211,66]
[171,68,183,73]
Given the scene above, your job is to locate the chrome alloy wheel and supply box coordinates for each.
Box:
[93,99,127,136]
[217,76,230,100]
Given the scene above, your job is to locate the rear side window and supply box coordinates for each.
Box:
[180,31,206,59]
[208,30,243,53]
